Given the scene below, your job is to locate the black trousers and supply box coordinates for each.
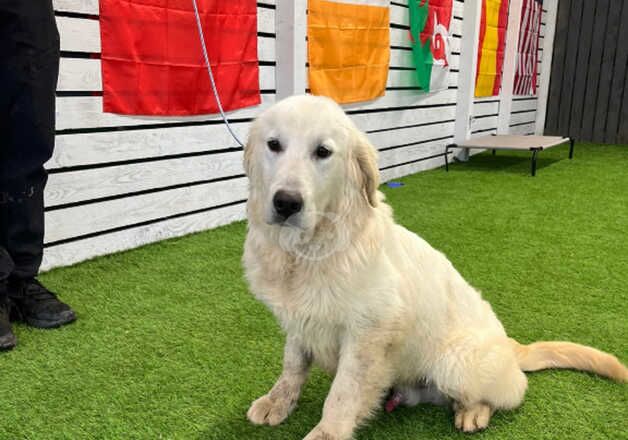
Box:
[0,0,59,280]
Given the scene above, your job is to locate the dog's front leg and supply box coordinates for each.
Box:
[247,334,312,426]
[303,336,393,440]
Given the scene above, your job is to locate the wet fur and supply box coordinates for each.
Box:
[242,95,627,439]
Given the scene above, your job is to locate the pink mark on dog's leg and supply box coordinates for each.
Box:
[385,392,404,413]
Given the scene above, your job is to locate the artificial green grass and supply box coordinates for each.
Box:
[1,143,626,439]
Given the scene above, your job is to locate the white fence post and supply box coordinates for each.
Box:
[275,0,307,100]
[497,0,523,134]
[535,0,558,135]
[453,0,482,160]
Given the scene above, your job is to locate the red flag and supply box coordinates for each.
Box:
[99,0,260,116]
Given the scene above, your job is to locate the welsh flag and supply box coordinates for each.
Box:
[408,0,453,93]
[99,0,260,116]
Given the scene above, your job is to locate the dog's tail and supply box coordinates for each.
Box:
[509,338,628,382]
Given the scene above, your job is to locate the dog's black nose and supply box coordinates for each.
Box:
[273,190,303,220]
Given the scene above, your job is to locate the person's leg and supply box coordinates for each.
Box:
[3,134,77,330]
[1,0,75,328]
[0,247,17,350]
[3,99,76,329]
[1,0,58,274]
[3,169,47,278]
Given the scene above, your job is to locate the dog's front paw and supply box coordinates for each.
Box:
[247,394,295,426]
[302,425,341,440]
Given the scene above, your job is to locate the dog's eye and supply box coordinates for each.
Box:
[267,139,282,153]
[315,145,332,159]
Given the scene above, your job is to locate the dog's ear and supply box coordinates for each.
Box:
[354,130,380,207]
[243,140,253,176]
[243,125,257,177]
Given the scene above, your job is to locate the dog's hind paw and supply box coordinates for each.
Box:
[454,402,493,433]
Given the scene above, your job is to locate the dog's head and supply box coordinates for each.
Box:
[244,95,379,233]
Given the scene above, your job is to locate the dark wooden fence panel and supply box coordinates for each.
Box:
[545,0,628,144]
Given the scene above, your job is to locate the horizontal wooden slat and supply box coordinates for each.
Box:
[58,58,276,92]
[54,0,277,14]
[390,49,460,70]
[58,16,100,52]
[511,98,538,113]
[510,111,536,125]
[57,8,275,52]
[45,177,248,243]
[390,29,462,52]
[380,149,451,182]
[41,202,246,270]
[470,129,496,138]
[257,6,275,34]
[45,151,244,206]
[390,4,463,33]
[55,94,275,130]
[58,57,101,90]
[370,121,455,150]
[509,123,536,135]
[341,89,458,112]
[471,115,498,132]
[389,4,409,25]
[385,69,459,89]
[474,95,500,103]
[54,0,99,14]
[352,105,456,132]
[389,2,464,25]
[378,137,451,169]
[48,123,250,169]
[57,14,276,60]
[474,100,500,117]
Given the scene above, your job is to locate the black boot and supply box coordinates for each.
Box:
[0,248,17,350]
[8,278,76,329]
[0,296,16,351]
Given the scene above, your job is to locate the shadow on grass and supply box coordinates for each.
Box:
[448,153,563,176]
[196,402,489,440]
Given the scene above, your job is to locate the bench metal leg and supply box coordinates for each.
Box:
[531,148,539,176]
[445,144,455,172]
[569,138,575,159]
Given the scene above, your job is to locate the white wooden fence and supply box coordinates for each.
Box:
[43,0,558,270]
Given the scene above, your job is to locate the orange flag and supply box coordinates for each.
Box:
[308,0,390,104]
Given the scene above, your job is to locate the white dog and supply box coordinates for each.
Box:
[242,95,627,440]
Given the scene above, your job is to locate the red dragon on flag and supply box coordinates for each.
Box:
[408,0,453,93]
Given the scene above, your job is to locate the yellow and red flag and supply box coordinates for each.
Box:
[475,0,510,97]
[308,0,390,104]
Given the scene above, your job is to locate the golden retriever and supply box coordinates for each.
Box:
[242,95,627,440]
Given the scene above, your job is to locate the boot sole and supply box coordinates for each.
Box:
[0,333,17,351]
[24,310,77,329]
